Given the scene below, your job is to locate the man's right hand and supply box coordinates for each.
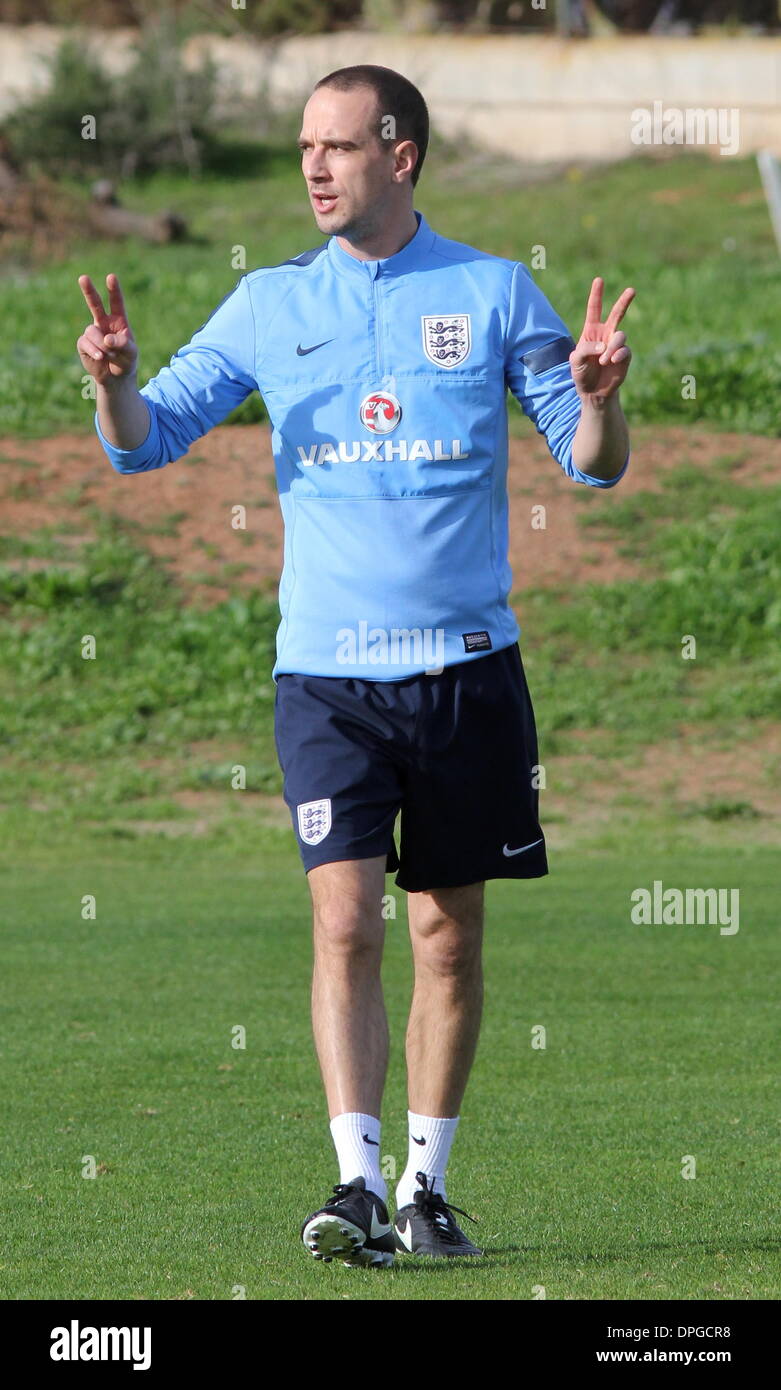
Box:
[77,272,138,386]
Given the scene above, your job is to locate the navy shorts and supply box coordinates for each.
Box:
[273,641,548,893]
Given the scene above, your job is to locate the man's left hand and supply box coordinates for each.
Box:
[570,278,635,404]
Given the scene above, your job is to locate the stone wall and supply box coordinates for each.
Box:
[0,24,778,162]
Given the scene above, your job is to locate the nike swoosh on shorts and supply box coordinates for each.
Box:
[502,837,544,857]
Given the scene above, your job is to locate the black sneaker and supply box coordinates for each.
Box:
[393,1171,483,1257]
[301,1176,395,1267]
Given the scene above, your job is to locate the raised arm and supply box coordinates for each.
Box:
[569,277,635,482]
[77,272,150,450]
[82,271,258,475]
[504,263,633,489]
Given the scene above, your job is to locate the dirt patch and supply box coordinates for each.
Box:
[543,722,781,849]
[1,421,779,606]
[111,816,213,838]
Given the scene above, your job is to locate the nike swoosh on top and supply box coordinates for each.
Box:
[370,1209,392,1239]
[502,837,544,857]
[412,1135,426,1145]
[362,1133,379,1145]
[296,339,335,355]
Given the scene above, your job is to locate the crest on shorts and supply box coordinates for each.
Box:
[421,314,471,369]
[297,798,332,846]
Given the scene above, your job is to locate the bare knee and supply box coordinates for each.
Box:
[313,902,383,960]
[309,857,387,962]
[409,899,483,980]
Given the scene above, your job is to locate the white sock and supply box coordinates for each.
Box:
[395,1111,460,1210]
[329,1112,387,1202]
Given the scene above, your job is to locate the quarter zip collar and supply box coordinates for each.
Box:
[327,210,435,279]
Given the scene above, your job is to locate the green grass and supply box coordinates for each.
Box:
[0,527,278,764]
[1,836,777,1300]
[1,139,779,436]
[575,454,754,536]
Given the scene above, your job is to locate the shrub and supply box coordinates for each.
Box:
[3,17,218,178]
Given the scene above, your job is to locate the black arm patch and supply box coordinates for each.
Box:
[520,334,576,375]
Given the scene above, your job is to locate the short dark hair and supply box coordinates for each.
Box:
[313,64,429,188]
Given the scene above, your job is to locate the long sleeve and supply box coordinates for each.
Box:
[94,273,258,474]
[504,262,629,488]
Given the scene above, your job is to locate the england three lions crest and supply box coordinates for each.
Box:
[421,314,471,369]
[297,798,332,846]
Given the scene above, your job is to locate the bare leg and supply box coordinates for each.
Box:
[308,856,389,1119]
[405,882,485,1116]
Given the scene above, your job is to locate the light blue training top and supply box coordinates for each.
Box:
[94,210,628,680]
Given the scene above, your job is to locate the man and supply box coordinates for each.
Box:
[79,64,634,1269]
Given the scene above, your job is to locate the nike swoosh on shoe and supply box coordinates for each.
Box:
[394,1219,414,1252]
[370,1208,392,1239]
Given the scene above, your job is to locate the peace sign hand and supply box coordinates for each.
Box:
[76,272,138,386]
[569,278,635,403]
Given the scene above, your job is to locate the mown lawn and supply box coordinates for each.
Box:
[1,838,777,1300]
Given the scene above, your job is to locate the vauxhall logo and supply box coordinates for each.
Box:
[297,389,470,467]
[359,390,402,433]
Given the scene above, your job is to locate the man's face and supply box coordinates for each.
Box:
[298,85,412,241]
